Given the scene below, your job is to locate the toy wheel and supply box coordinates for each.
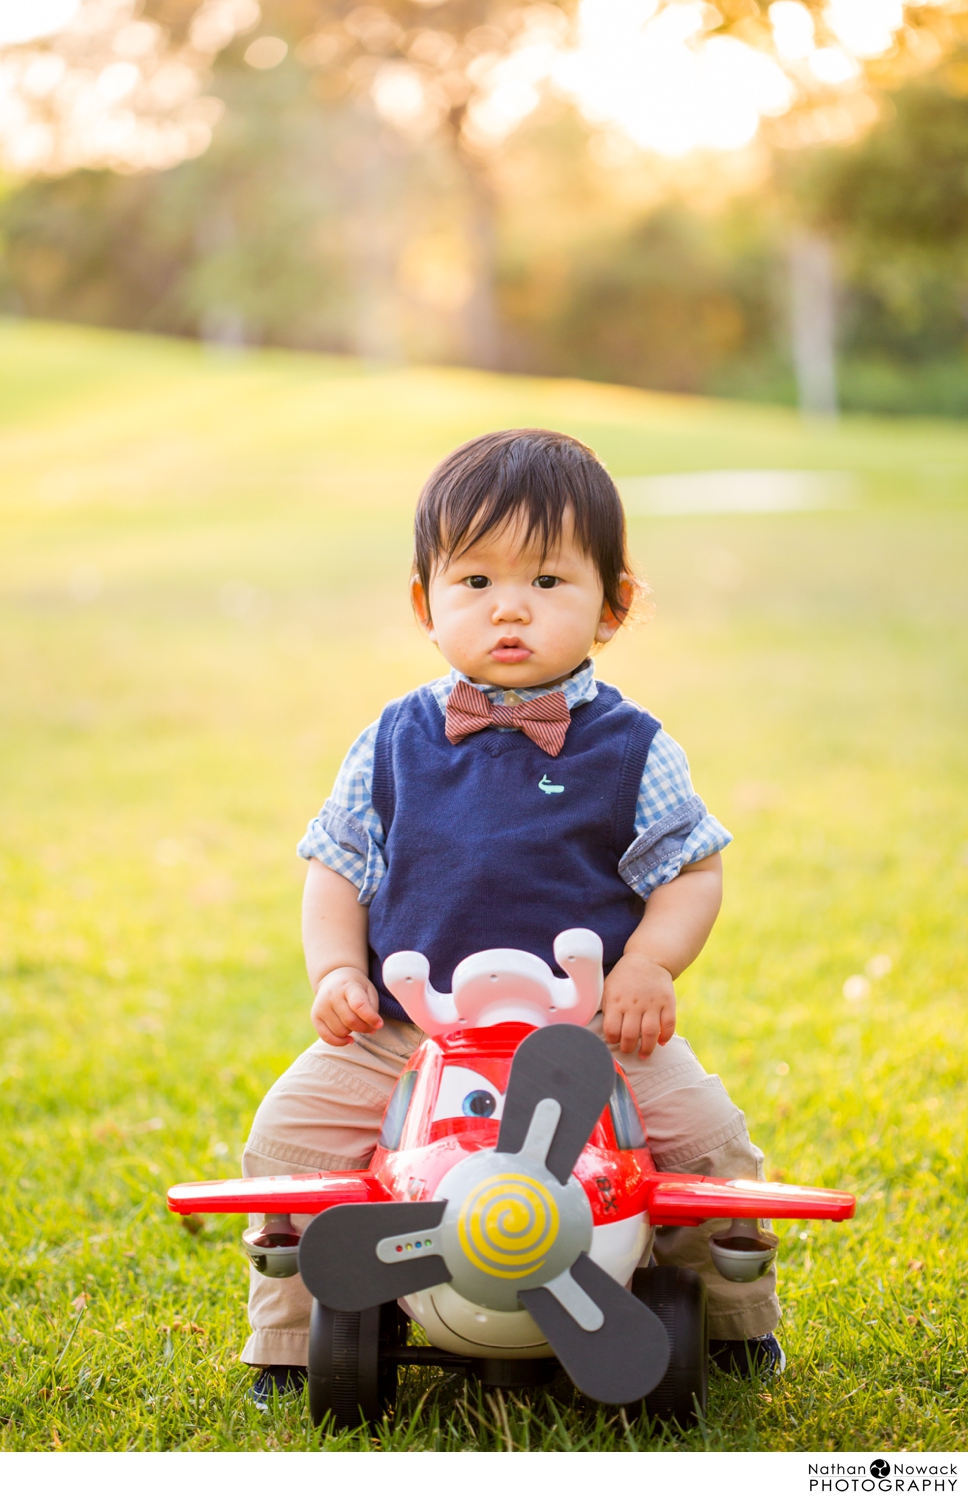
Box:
[307,1299,405,1429]
[630,1265,708,1425]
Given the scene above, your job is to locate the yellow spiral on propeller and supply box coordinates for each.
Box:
[457,1173,560,1279]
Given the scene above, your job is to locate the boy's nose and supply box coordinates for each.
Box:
[491,593,530,623]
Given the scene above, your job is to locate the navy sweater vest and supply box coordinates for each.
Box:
[368,683,660,1021]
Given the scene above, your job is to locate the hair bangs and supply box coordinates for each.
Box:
[441,461,570,567]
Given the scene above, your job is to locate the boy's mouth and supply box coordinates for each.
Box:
[490,637,532,664]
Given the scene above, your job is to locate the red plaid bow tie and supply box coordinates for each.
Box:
[444,679,571,757]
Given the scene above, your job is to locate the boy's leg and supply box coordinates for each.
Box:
[587,1016,780,1342]
[240,1019,423,1368]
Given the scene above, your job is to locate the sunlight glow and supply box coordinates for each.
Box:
[826,0,905,59]
[0,0,929,174]
[463,7,570,145]
[0,0,80,47]
[551,0,911,154]
[372,61,430,130]
[809,45,862,83]
[554,0,794,155]
[244,35,287,69]
[0,0,238,174]
[770,2,815,61]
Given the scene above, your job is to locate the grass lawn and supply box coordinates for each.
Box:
[1,319,966,1453]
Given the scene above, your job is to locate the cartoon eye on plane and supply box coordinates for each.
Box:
[168,930,855,1428]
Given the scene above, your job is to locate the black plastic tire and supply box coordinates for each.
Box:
[307,1300,403,1429]
[630,1265,708,1425]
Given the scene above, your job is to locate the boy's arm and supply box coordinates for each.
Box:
[602,852,722,1058]
[303,858,383,1046]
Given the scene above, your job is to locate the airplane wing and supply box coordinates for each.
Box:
[646,1176,855,1226]
[167,1169,391,1217]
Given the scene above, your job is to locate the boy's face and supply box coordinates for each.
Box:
[412,508,624,688]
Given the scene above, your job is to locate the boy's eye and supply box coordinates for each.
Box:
[463,575,490,590]
[533,575,560,590]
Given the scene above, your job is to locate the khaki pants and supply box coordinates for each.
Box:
[241,1018,780,1366]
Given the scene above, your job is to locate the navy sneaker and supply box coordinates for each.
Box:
[709,1333,786,1378]
[250,1365,307,1410]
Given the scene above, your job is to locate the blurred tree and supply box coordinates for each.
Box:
[792,69,968,254]
[0,169,188,329]
[500,194,784,396]
[0,52,361,349]
[242,0,574,366]
[781,58,968,399]
[0,0,251,174]
[0,0,577,363]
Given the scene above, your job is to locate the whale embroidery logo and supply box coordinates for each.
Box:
[538,774,565,795]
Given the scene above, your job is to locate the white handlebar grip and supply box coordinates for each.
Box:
[382,950,459,1036]
[552,928,604,1024]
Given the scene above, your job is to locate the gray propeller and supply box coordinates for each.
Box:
[496,1024,617,1183]
[298,1200,448,1310]
[520,1252,669,1405]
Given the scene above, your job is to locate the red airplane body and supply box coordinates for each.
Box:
[169,1023,855,1228]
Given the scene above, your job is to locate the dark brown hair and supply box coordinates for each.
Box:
[413,429,635,620]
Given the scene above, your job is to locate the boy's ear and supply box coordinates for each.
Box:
[594,575,634,644]
[410,575,436,640]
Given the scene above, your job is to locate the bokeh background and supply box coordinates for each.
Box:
[8,0,968,413]
[1,0,966,1455]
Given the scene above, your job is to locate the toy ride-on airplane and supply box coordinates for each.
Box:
[168,930,855,1428]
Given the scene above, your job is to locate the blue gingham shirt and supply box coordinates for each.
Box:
[298,661,731,903]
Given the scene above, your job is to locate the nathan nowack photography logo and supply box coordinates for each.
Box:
[807,1462,958,1493]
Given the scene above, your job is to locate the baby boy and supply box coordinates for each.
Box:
[242,428,782,1402]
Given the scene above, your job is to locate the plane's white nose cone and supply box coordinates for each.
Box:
[435,1150,593,1313]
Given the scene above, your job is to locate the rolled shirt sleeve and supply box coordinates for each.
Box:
[619,729,732,899]
[296,720,388,904]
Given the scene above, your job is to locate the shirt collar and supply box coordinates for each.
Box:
[429,659,598,716]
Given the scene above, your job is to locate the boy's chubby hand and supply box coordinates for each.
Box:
[311,966,383,1047]
[601,952,676,1058]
